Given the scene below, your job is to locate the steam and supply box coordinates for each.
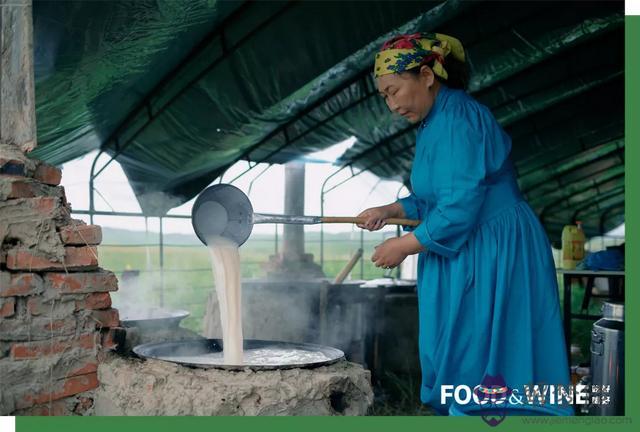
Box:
[136,191,184,217]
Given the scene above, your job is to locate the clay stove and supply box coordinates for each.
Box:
[93,318,374,416]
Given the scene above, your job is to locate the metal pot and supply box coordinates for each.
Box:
[119,307,190,329]
[589,301,624,416]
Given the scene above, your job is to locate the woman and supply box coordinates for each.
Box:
[358,33,573,415]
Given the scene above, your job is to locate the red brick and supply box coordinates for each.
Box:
[87,308,120,328]
[44,270,118,294]
[13,393,94,416]
[28,293,112,315]
[21,373,99,408]
[6,246,98,271]
[47,319,75,333]
[16,400,69,416]
[76,293,112,310]
[26,295,76,318]
[26,296,42,315]
[0,196,61,221]
[2,352,100,394]
[67,361,98,377]
[59,223,102,245]
[26,296,44,315]
[0,175,63,199]
[64,246,100,269]
[10,333,96,359]
[0,316,78,341]
[34,162,62,186]
[0,298,15,317]
[31,196,59,215]
[8,178,34,198]
[0,272,44,297]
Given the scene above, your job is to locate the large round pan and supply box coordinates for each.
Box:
[133,338,345,371]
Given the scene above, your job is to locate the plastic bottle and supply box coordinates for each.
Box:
[561,221,586,269]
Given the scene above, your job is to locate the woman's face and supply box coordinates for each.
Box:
[376,65,439,124]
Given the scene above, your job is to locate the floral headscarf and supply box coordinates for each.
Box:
[374,32,466,80]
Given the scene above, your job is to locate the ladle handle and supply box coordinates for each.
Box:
[321,216,420,227]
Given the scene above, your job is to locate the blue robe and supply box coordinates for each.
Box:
[398,84,573,415]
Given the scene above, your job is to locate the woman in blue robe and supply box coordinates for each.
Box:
[358,33,573,415]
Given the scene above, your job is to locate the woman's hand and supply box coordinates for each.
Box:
[371,237,408,269]
[371,234,425,269]
[356,203,401,231]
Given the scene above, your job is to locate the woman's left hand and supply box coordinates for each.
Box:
[371,237,409,269]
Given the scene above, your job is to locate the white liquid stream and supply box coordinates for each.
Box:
[205,236,243,364]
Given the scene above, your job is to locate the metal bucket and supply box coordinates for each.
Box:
[590,301,624,415]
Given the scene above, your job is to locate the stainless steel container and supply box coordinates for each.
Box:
[589,301,624,416]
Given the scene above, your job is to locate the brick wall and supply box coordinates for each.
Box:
[0,154,123,415]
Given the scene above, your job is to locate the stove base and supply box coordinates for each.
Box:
[93,352,374,415]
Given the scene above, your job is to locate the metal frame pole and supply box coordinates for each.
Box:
[320,165,353,270]
[247,163,273,196]
[88,151,104,225]
[159,216,164,307]
[72,209,190,219]
[320,167,408,274]
[360,229,364,279]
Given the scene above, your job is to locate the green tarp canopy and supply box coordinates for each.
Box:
[30,0,624,241]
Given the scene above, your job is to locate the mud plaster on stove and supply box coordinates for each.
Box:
[94,352,373,416]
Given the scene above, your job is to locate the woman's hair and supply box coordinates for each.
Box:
[404,54,470,91]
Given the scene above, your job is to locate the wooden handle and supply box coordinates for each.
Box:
[333,248,363,284]
[321,216,420,227]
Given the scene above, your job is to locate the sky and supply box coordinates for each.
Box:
[61,137,410,235]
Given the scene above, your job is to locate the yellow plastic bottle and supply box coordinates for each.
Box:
[561,221,586,269]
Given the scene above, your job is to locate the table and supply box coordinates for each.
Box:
[557,269,625,357]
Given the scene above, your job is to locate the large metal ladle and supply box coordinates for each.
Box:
[191,184,420,246]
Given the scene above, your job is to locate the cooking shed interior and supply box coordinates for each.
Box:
[5,0,625,416]
[31,0,625,240]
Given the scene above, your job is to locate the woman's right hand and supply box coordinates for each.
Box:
[356,206,392,231]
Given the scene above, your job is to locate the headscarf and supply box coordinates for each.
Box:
[374,32,466,80]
